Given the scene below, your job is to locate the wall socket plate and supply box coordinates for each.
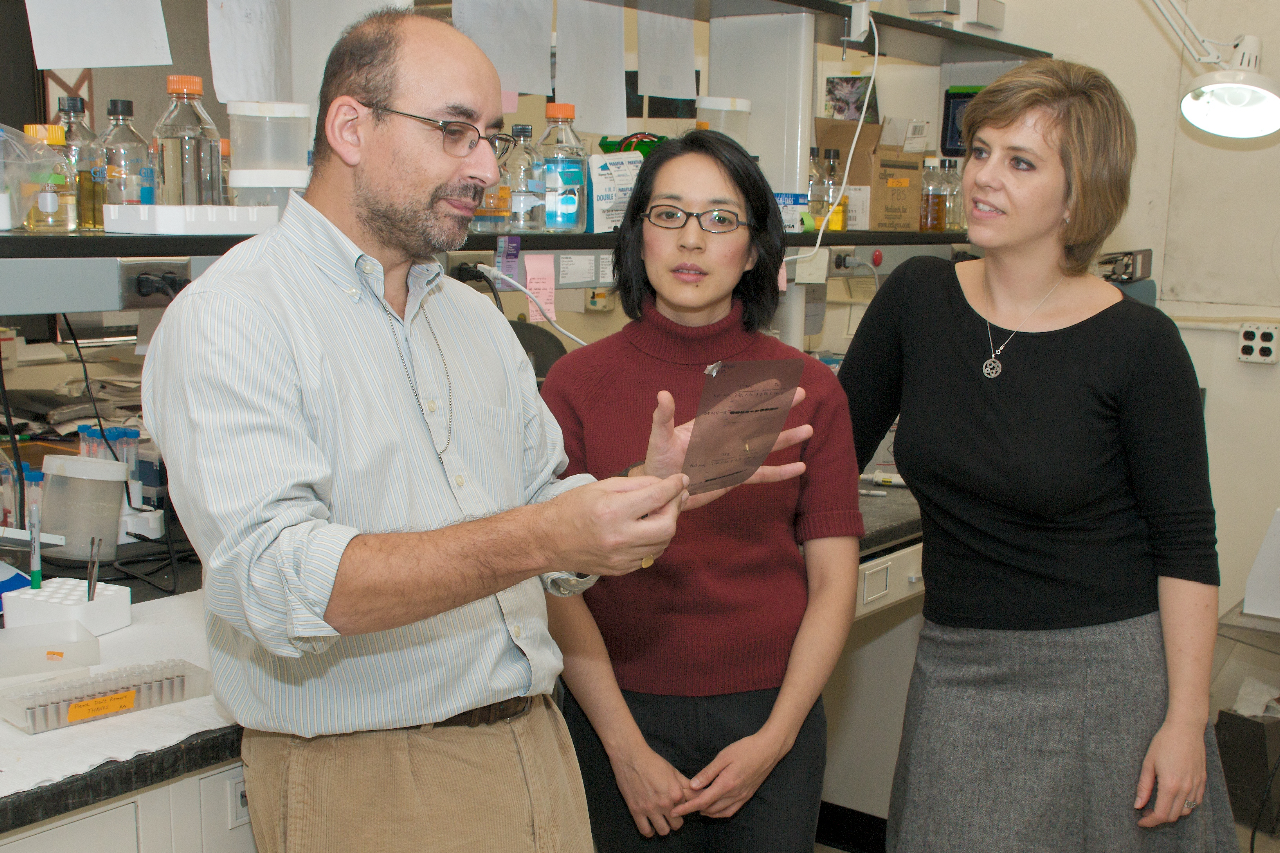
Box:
[1238,323,1279,364]
[118,257,192,310]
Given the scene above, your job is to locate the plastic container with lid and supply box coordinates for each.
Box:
[152,75,224,206]
[695,97,751,148]
[21,124,76,232]
[226,101,311,207]
[39,455,128,562]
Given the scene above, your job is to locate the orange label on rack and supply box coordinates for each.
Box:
[67,690,137,722]
[45,651,64,660]
[886,178,910,188]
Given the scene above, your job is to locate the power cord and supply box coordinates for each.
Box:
[787,12,879,269]
[1250,743,1280,852]
[475,264,587,346]
[0,361,26,530]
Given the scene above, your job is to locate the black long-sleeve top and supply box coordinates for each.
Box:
[838,256,1219,630]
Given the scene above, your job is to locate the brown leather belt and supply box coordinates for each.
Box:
[436,696,534,728]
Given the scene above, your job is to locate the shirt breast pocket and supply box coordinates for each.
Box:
[455,396,527,508]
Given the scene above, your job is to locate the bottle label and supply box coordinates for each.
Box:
[510,192,545,215]
[544,160,584,228]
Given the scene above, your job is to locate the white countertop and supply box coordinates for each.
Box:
[0,590,235,798]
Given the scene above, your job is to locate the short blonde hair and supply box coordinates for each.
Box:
[961,59,1136,276]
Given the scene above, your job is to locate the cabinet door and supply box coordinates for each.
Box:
[0,803,138,853]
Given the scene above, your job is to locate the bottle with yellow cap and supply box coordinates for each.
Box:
[152,75,225,205]
[22,124,77,232]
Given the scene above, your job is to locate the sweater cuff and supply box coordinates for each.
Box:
[796,508,865,543]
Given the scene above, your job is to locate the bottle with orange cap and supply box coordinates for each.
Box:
[22,124,77,232]
[538,102,587,233]
[152,75,225,205]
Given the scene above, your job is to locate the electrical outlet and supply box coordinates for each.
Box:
[118,257,192,309]
[229,778,250,828]
[1238,323,1279,364]
[586,288,613,311]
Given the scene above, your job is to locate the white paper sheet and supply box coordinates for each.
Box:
[25,0,172,69]
[637,1,697,100]
[454,0,553,96]
[207,0,292,103]
[554,0,627,136]
[289,0,408,122]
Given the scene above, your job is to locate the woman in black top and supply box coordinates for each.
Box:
[839,59,1237,851]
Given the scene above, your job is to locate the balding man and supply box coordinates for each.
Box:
[142,10,806,852]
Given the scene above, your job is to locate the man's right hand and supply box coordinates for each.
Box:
[546,474,687,577]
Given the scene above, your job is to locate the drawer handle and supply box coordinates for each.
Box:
[906,574,923,583]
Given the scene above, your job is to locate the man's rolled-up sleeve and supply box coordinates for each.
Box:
[143,289,354,657]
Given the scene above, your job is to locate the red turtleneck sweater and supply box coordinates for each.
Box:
[541,299,863,696]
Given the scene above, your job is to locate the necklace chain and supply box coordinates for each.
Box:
[381,301,453,455]
[982,277,1064,379]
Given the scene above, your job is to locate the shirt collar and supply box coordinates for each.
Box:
[278,193,444,311]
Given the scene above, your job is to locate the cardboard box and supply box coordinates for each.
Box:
[869,145,925,232]
[814,120,880,231]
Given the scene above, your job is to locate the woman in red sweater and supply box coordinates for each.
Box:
[540,130,863,852]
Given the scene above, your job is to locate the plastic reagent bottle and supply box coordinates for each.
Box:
[807,146,828,219]
[919,157,946,233]
[941,158,965,232]
[57,97,104,230]
[100,99,152,206]
[23,124,77,232]
[507,125,545,233]
[153,75,225,205]
[822,148,846,231]
[539,103,587,233]
[472,161,510,233]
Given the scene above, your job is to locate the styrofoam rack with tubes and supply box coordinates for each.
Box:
[0,659,211,734]
[1,577,131,636]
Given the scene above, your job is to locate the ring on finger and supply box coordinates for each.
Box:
[641,555,655,568]
[1184,799,1199,810]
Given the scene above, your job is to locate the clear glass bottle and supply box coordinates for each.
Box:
[507,125,545,234]
[919,157,946,233]
[56,97,103,231]
[823,148,846,231]
[807,146,828,219]
[100,99,151,206]
[219,138,232,205]
[23,124,77,232]
[941,158,966,232]
[152,75,225,205]
[539,103,587,233]
[472,162,510,233]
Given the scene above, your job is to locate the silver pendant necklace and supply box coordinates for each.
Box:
[982,277,1064,379]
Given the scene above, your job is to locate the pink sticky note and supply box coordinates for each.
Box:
[777,263,788,292]
[522,254,557,322]
[502,90,520,114]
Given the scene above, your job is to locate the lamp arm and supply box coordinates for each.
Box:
[1147,0,1228,67]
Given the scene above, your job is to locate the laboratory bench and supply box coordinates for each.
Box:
[0,489,922,846]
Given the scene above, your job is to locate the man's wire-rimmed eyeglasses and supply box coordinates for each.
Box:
[362,102,516,161]
[643,205,748,233]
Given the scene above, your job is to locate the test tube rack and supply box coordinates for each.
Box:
[0,659,210,735]
[1,577,131,636]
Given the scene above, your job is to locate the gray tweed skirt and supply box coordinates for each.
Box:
[887,612,1239,853]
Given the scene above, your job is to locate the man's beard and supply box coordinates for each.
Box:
[354,176,483,261]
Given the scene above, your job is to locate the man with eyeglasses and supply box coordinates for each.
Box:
[142,10,809,853]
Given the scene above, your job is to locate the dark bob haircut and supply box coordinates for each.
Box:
[614,130,785,332]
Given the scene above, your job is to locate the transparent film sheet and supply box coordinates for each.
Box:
[681,359,804,496]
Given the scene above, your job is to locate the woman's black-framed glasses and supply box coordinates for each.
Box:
[643,204,746,233]
[363,102,516,161]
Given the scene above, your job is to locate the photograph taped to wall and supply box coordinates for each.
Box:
[824,76,878,123]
